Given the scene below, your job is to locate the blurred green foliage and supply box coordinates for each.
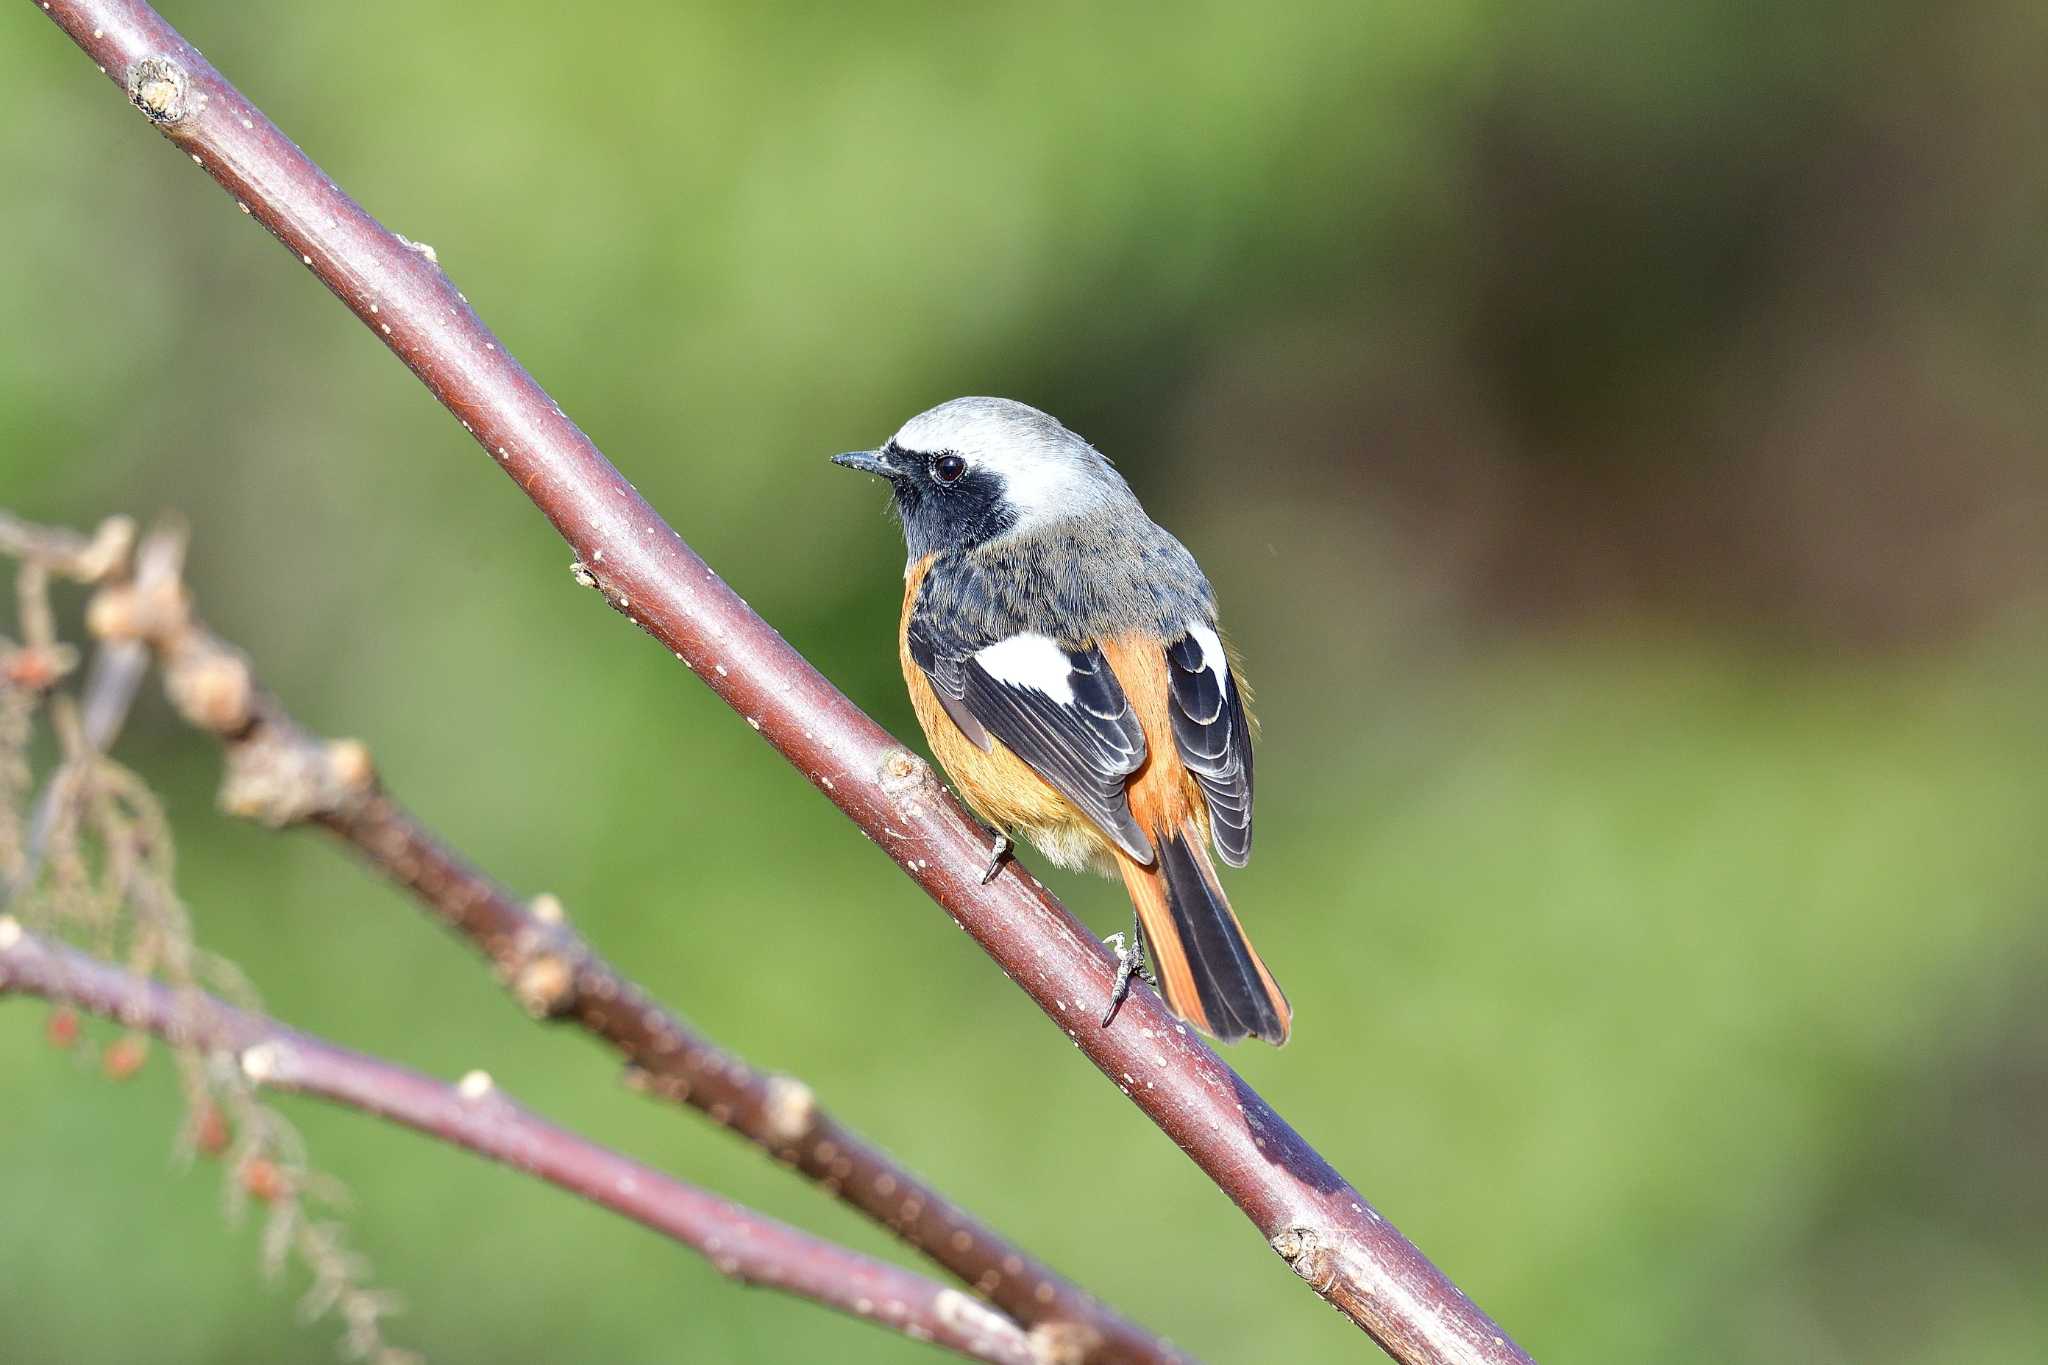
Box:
[3,2,2044,1362]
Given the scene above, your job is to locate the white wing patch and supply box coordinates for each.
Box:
[974,633,1077,705]
[1185,623,1228,698]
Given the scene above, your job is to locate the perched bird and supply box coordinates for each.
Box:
[832,397,1290,1044]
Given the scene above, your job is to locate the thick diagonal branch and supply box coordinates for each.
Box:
[0,920,1037,1365]
[32,4,1537,1361]
[78,532,1176,1365]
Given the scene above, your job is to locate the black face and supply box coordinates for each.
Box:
[841,441,1017,558]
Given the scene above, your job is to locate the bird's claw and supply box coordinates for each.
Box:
[978,831,1010,884]
[1101,925,1149,1028]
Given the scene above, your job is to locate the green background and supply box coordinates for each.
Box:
[4,2,2045,1362]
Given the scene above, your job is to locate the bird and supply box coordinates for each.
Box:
[831,397,1290,1045]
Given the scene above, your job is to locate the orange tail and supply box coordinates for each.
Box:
[1115,822,1291,1045]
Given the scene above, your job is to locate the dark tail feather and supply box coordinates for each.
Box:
[1154,825,1291,1045]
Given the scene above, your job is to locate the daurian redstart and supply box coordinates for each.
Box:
[833,397,1290,1044]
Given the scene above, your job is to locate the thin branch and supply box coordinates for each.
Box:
[5,519,174,903]
[0,918,1039,1365]
[72,517,1181,1365]
[0,512,136,581]
[30,5,1537,1361]
[77,520,184,747]
[4,519,427,1364]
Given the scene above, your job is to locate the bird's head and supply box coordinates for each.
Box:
[831,397,1134,558]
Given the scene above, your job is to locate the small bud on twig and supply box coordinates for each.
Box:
[240,1156,289,1203]
[170,648,255,734]
[326,739,376,792]
[512,953,576,1018]
[45,1006,80,1049]
[239,1041,285,1083]
[86,575,191,645]
[102,1034,148,1081]
[193,1103,232,1157]
[1,643,80,691]
[761,1075,818,1146]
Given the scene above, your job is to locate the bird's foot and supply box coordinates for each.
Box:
[1101,918,1151,1027]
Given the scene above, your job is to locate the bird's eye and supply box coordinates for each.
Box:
[932,454,967,483]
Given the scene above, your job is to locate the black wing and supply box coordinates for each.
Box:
[1166,628,1254,866]
[909,610,1153,864]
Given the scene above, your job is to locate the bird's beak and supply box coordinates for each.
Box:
[830,449,899,480]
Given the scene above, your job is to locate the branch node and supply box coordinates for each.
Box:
[168,643,254,734]
[931,1290,1053,1362]
[1270,1225,1336,1292]
[325,738,377,793]
[877,748,934,799]
[1026,1320,1102,1365]
[221,730,359,826]
[760,1075,818,1145]
[126,55,193,126]
[512,952,577,1019]
[86,574,190,646]
[239,1040,290,1083]
[394,232,440,266]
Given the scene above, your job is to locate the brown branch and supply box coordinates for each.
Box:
[0,918,1039,1365]
[29,4,1538,1361]
[75,522,1181,1365]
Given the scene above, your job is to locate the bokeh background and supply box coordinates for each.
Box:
[4,2,2045,1362]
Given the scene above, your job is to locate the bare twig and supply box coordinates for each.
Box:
[78,521,182,746]
[30,4,1536,1360]
[0,919,1039,1365]
[1,522,416,1362]
[6,519,175,902]
[0,512,135,583]
[74,518,1180,1365]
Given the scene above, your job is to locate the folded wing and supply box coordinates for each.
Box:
[909,613,1154,864]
